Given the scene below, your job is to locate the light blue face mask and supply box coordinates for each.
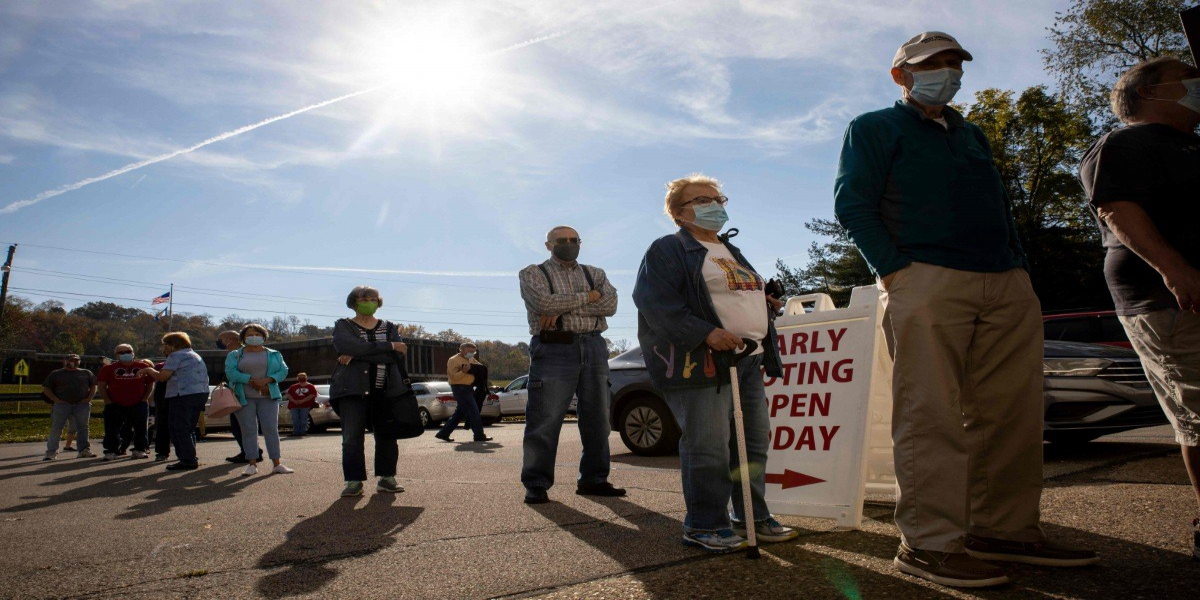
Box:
[687,203,729,232]
[117,353,134,363]
[906,67,963,106]
[244,335,265,346]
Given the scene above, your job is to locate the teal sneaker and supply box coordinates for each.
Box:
[341,481,364,497]
[378,477,404,493]
[733,517,800,543]
[682,528,748,553]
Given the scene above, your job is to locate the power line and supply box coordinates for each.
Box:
[12,267,530,316]
[7,286,636,331]
[7,242,516,291]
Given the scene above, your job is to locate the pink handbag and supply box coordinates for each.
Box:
[206,384,241,419]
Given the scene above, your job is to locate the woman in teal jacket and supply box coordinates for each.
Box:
[225,323,292,476]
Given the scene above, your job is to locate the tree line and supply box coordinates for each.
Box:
[775,0,1193,309]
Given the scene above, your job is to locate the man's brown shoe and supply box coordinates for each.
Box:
[965,535,1100,567]
[894,544,1010,588]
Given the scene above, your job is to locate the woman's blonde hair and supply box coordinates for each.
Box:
[663,173,722,223]
[162,332,192,349]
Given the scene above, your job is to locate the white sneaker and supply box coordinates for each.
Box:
[272,464,294,475]
[43,452,55,461]
[77,449,96,458]
[241,464,258,477]
[131,451,147,459]
[101,452,116,461]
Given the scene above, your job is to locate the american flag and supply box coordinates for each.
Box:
[151,291,171,305]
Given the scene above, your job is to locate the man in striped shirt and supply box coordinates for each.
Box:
[518,225,623,504]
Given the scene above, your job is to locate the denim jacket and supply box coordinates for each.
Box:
[224,347,289,405]
[633,228,783,391]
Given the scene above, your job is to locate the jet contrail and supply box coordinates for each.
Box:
[218,261,635,277]
[0,1,683,216]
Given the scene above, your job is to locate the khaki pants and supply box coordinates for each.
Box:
[1120,309,1200,446]
[881,262,1045,553]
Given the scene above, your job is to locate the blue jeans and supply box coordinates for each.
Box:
[438,385,485,439]
[47,402,91,454]
[169,393,207,465]
[521,334,611,490]
[331,395,399,481]
[237,398,282,462]
[289,407,311,435]
[661,354,771,532]
[104,402,148,454]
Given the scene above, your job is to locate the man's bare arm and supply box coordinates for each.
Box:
[1097,200,1200,312]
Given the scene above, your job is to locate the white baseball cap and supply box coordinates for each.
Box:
[892,31,973,68]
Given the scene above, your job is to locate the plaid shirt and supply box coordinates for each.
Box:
[519,259,618,335]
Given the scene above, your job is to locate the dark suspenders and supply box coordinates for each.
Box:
[535,264,598,340]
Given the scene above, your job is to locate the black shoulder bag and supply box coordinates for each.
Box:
[371,322,425,439]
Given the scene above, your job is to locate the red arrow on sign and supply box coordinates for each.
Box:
[765,470,825,490]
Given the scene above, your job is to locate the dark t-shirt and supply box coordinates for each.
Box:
[1079,123,1200,315]
[43,368,97,404]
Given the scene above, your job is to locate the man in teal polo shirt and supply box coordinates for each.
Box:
[834,31,1097,588]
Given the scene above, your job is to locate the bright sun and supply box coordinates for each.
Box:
[363,26,495,104]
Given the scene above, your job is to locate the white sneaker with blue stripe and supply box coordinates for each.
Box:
[682,528,748,553]
[732,517,799,543]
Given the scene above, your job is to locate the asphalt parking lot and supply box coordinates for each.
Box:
[0,422,1197,599]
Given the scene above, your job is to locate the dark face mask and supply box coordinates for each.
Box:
[552,243,580,262]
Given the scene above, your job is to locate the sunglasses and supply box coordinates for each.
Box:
[552,237,582,245]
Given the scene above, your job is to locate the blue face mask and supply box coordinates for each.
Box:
[906,67,962,106]
[244,335,265,346]
[687,203,729,232]
[117,353,134,363]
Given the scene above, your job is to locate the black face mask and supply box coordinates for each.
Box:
[552,243,580,262]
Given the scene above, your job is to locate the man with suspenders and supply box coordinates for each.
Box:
[517,225,624,504]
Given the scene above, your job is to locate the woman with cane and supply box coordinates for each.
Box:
[633,173,798,553]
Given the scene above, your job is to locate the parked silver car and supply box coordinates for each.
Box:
[412,381,501,428]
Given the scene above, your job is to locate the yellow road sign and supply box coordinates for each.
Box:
[13,359,30,378]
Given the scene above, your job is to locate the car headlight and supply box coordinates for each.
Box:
[1042,358,1113,377]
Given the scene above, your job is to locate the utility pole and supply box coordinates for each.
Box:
[167,283,174,330]
[0,244,17,331]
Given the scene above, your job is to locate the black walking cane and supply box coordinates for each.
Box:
[720,338,761,559]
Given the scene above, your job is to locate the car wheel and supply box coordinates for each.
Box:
[1043,430,1106,445]
[618,395,679,456]
[418,408,432,429]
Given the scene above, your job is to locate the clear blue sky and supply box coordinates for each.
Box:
[0,0,1068,345]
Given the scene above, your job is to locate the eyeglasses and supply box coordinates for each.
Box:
[552,237,582,245]
[682,195,729,207]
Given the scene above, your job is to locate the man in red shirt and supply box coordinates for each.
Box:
[285,373,319,438]
[98,344,155,460]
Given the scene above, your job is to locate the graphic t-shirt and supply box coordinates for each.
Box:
[699,241,768,355]
[98,362,153,406]
[286,383,319,409]
[1080,123,1200,315]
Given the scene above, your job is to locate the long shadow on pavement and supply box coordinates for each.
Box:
[254,494,423,599]
[453,441,503,454]
[1,464,262,517]
[531,496,962,600]
[0,457,98,481]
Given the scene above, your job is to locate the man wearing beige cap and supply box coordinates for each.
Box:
[834,32,1098,588]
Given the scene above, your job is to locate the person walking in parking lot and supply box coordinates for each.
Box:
[98,344,154,460]
[435,343,491,443]
[138,333,210,471]
[286,372,319,438]
[42,354,98,460]
[1079,57,1200,560]
[225,324,293,476]
[518,225,623,504]
[633,173,794,554]
[329,285,411,497]
[834,32,1098,587]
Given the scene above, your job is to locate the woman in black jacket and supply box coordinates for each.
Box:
[330,285,411,497]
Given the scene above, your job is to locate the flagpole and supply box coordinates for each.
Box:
[167,283,174,330]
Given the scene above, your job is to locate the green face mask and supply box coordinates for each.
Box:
[355,301,379,316]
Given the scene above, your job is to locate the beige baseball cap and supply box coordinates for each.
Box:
[892,31,973,68]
